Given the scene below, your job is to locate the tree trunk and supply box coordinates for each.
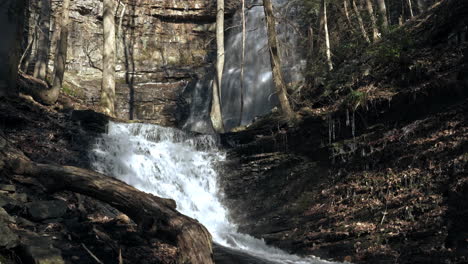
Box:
[343,0,355,32]
[239,0,247,126]
[0,0,26,97]
[314,1,325,57]
[1,137,214,264]
[33,0,51,80]
[49,0,71,104]
[323,0,334,71]
[100,0,117,117]
[211,0,225,132]
[365,0,380,41]
[407,0,414,18]
[352,0,371,43]
[376,0,389,31]
[263,0,295,120]
[238,0,246,127]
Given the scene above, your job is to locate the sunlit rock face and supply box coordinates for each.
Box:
[25,0,237,125]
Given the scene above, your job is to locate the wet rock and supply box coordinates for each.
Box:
[0,209,19,249]
[71,110,109,134]
[11,193,28,203]
[0,184,16,192]
[18,232,65,264]
[0,208,15,223]
[0,224,19,249]
[26,200,68,221]
[0,193,17,208]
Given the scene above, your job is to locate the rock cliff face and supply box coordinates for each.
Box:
[27,0,236,125]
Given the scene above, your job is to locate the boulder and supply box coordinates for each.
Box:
[18,231,65,264]
[0,184,16,192]
[26,200,68,221]
[71,110,109,134]
[0,225,19,249]
[0,210,19,249]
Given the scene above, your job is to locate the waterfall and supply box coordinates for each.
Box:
[90,122,339,264]
[183,0,305,133]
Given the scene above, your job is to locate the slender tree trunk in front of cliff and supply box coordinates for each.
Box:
[33,0,51,80]
[343,0,355,32]
[0,0,25,97]
[263,0,295,120]
[407,0,414,18]
[238,0,246,127]
[376,0,389,31]
[323,0,333,71]
[352,0,371,43]
[49,0,71,104]
[101,0,117,117]
[365,0,380,41]
[211,0,225,132]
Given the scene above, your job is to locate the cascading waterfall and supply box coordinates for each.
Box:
[183,0,305,133]
[91,122,339,264]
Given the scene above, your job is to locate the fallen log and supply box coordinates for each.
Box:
[0,135,214,264]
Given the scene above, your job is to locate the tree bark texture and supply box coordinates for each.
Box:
[376,0,389,30]
[323,0,334,71]
[0,0,25,97]
[365,0,380,41]
[100,0,117,117]
[352,0,371,43]
[33,0,51,80]
[211,0,225,132]
[263,0,295,120]
[238,0,246,127]
[50,0,71,104]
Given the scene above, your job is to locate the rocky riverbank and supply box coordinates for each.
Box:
[0,94,214,264]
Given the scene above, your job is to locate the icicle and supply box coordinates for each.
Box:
[346,109,350,126]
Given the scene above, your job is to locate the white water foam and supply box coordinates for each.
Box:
[90,122,340,264]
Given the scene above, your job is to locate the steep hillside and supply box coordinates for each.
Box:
[220,1,468,263]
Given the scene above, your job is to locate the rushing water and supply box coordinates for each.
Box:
[90,122,339,264]
[183,0,305,133]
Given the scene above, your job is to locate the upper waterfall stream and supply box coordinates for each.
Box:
[91,122,339,264]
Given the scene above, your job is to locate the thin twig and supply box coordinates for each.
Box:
[82,243,104,264]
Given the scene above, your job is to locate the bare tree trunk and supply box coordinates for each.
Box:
[343,0,355,31]
[238,0,246,127]
[352,0,371,43]
[263,0,295,120]
[100,0,117,117]
[314,1,325,56]
[365,0,380,41]
[0,0,25,97]
[211,0,225,132]
[33,0,51,80]
[49,0,71,104]
[376,0,389,31]
[323,0,333,71]
[407,0,414,18]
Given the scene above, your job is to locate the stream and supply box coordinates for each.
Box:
[90,122,339,264]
